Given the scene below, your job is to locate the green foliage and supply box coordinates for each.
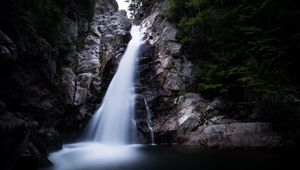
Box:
[16,0,64,45]
[177,89,188,96]
[168,0,300,102]
[15,0,96,46]
[127,0,143,18]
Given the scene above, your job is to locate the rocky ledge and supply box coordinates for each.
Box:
[134,0,287,149]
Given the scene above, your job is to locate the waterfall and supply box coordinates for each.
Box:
[48,26,144,169]
[84,25,143,144]
[144,99,155,144]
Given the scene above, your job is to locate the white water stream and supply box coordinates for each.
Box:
[48,25,144,170]
[144,99,155,144]
[84,25,142,144]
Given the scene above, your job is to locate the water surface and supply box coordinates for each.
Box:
[47,145,296,170]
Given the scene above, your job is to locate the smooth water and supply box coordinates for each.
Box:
[47,145,294,170]
[144,99,155,144]
[48,26,143,169]
[84,25,143,144]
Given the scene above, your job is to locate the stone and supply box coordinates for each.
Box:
[0,30,17,62]
[74,87,88,106]
[163,72,185,91]
[206,97,228,112]
[77,73,93,89]
[77,58,101,73]
[185,122,281,148]
[165,42,182,56]
[206,115,240,125]
[91,75,102,91]
[177,114,200,135]
[61,68,76,105]
[136,1,196,142]
[176,93,207,136]
[151,93,207,139]
[116,10,132,30]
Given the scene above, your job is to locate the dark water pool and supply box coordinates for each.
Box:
[46,144,297,170]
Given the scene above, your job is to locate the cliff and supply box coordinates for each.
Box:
[134,0,300,148]
[0,0,130,169]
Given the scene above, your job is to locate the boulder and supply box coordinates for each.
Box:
[184,122,281,149]
[152,93,207,138]
[176,93,207,126]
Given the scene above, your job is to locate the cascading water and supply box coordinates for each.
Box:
[84,25,142,144]
[144,99,155,145]
[48,26,144,170]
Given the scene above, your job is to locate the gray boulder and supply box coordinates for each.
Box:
[184,122,281,149]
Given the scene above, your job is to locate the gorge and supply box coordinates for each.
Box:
[1,0,300,170]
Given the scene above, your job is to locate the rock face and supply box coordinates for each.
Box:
[134,0,194,144]
[182,122,281,148]
[64,8,131,107]
[58,6,131,140]
[185,122,281,149]
[135,0,283,148]
[0,0,130,169]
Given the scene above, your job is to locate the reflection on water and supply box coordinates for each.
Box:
[47,145,295,170]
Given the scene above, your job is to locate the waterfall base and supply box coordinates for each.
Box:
[48,143,142,170]
[46,145,294,170]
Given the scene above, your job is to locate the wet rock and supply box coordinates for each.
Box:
[136,120,153,144]
[185,122,281,148]
[135,1,195,142]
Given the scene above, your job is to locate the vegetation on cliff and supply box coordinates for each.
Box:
[0,0,95,47]
[126,0,144,17]
[167,0,300,102]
